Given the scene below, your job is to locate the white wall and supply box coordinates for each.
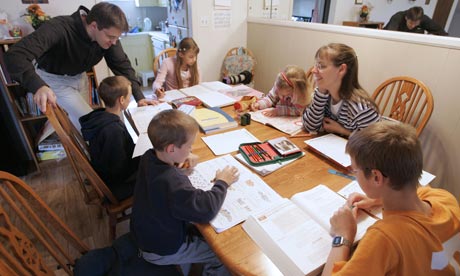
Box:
[1,0,96,36]
[247,18,460,197]
[190,0,248,82]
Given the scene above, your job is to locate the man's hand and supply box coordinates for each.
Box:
[34,86,57,113]
[137,98,159,106]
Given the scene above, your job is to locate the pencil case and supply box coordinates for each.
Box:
[238,142,303,166]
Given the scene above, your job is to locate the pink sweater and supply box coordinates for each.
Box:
[152,56,201,92]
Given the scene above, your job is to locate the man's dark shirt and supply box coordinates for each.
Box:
[384,10,448,36]
[4,6,144,101]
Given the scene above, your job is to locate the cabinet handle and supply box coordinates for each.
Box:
[135,58,138,66]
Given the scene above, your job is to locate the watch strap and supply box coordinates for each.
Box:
[332,236,352,247]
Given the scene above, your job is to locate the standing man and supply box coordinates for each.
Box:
[384,6,448,36]
[5,3,157,129]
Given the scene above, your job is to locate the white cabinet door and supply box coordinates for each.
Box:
[119,34,154,73]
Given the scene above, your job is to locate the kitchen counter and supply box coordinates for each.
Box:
[122,31,169,41]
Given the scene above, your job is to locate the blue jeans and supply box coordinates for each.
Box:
[141,235,231,276]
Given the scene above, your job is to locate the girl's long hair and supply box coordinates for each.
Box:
[275,65,310,106]
[175,37,200,88]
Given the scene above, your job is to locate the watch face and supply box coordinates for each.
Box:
[332,236,343,245]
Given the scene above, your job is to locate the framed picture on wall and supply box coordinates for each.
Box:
[355,0,363,4]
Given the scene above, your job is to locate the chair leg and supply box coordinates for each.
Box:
[109,214,117,240]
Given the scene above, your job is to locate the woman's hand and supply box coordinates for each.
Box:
[323,118,351,137]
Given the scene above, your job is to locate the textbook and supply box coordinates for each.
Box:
[191,107,238,134]
[180,82,236,107]
[242,184,378,276]
[188,154,282,233]
[250,109,303,135]
[304,133,351,171]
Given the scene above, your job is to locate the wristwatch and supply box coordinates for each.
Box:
[332,236,352,247]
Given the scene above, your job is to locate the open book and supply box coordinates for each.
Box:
[162,81,236,108]
[305,133,351,171]
[250,109,303,135]
[188,154,282,233]
[242,184,378,276]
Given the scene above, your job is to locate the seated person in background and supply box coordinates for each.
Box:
[152,37,201,100]
[131,109,239,276]
[321,121,460,275]
[384,6,447,36]
[302,43,379,137]
[79,76,139,201]
[250,65,310,116]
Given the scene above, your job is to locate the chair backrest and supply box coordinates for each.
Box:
[221,47,256,87]
[153,48,178,77]
[45,104,119,205]
[372,76,434,137]
[0,171,89,275]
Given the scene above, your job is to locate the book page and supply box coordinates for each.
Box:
[291,184,376,241]
[216,84,264,100]
[304,134,351,168]
[128,103,172,134]
[181,84,235,107]
[250,109,303,135]
[201,129,259,155]
[200,81,232,91]
[163,89,187,102]
[338,181,383,219]
[189,154,282,232]
[243,199,330,276]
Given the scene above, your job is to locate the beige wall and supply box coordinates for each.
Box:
[248,18,460,197]
[190,0,248,82]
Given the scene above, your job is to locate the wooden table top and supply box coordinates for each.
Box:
[192,107,350,276]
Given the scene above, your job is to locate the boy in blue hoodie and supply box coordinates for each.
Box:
[79,76,138,201]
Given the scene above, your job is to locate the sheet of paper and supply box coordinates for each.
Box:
[128,103,172,134]
[132,133,152,158]
[189,154,282,232]
[304,134,351,168]
[201,129,259,155]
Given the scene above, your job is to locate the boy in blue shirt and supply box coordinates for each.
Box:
[131,109,239,275]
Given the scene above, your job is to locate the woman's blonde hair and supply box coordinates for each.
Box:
[175,37,200,88]
[275,65,310,106]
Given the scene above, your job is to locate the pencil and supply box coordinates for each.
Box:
[290,133,314,138]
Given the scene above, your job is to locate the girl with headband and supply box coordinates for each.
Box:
[250,65,310,116]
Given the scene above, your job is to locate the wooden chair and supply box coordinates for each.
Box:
[45,104,132,240]
[0,171,90,275]
[372,76,434,137]
[221,47,256,87]
[153,48,177,77]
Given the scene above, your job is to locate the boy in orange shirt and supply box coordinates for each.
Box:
[322,121,460,275]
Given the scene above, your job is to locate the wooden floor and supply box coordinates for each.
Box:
[22,157,130,250]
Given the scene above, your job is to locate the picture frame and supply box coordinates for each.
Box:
[355,0,363,4]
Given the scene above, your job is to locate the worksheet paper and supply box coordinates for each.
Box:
[201,128,259,155]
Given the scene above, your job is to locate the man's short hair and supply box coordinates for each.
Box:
[148,110,199,151]
[406,6,424,21]
[346,121,423,190]
[86,2,129,32]
[98,76,131,108]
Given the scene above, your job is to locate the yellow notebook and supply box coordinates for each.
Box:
[192,107,238,134]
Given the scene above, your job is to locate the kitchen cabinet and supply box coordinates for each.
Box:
[119,34,154,75]
[135,0,167,7]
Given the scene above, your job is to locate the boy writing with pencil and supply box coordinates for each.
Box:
[322,121,460,275]
[131,109,239,275]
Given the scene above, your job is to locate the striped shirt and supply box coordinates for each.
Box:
[256,86,306,116]
[302,88,380,133]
